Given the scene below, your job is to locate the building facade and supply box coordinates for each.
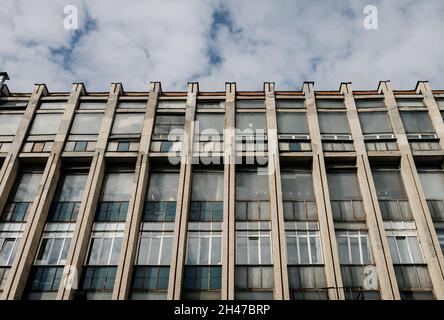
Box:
[0,78,444,300]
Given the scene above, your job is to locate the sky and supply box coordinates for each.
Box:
[1,0,444,92]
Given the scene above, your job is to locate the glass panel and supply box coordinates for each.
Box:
[281,171,314,201]
[276,100,305,109]
[236,171,269,201]
[0,114,22,135]
[70,113,103,135]
[372,171,407,200]
[101,173,133,201]
[195,114,224,135]
[316,99,345,109]
[418,172,444,200]
[318,112,350,134]
[146,173,179,201]
[277,113,308,134]
[400,111,434,133]
[111,113,144,134]
[56,174,88,202]
[191,172,223,201]
[236,113,266,132]
[11,173,42,202]
[29,114,62,135]
[327,172,361,200]
[236,100,264,109]
[359,112,392,134]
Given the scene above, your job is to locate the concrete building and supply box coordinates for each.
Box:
[0,75,444,300]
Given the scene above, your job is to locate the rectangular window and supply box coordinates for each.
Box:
[287,266,328,300]
[400,111,434,134]
[131,266,169,292]
[70,113,103,135]
[197,101,224,109]
[136,232,173,265]
[418,172,444,221]
[157,100,186,109]
[29,113,62,135]
[78,102,107,110]
[236,171,269,221]
[195,114,224,137]
[236,231,272,265]
[316,99,345,109]
[281,170,317,220]
[39,102,66,110]
[286,230,322,264]
[1,172,42,222]
[152,114,185,140]
[327,172,365,221]
[35,234,71,265]
[111,113,144,134]
[117,101,146,109]
[276,99,305,109]
[396,98,425,108]
[96,172,133,222]
[0,114,22,136]
[0,236,20,266]
[86,234,123,265]
[355,98,385,109]
[183,266,222,293]
[336,230,373,265]
[190,172,223,222]
[236,100,264,109]
[318,112,350,134]
[186,231,222,265]
[277,112,308,134]
[143,172,179,222]
[235,266,274,300]
[359,112,392,134]
[26,266,64,294]
[47,174,87,222]
[387,232,424,264]
[236,113,266,134]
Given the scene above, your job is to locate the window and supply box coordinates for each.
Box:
[0,114,22,136]
[286,230,322,264]
[47,174,88,222]
[111,113,144,135]
[281,171,317,220]
[337,230,373,265]
[276,100,305,109]
[437,230,444,254]
[355,99,385,109]
[195,114,224,137]
[78,102,106,110]
[136,232,173,265]
[396,98,425,108]
[236,100,264,109]
[132,266,169,293]
[70,113,103,135]
[359,112,392,134]
[316,99,345,109]
[151,114,185,153]
[387,232,424,264]
[35,235,71,266]
[190,172,223,221]
[236,231,272,265]
[235,266,274,299]
[372,170,412,221]
[418,172,444,221]
[236,113,266,134]
[86,235,122,266]
[186,231,222,265]
[143,172,179,222]
[277,113,308,134]
[318,112,350,134]
[287,266,327,300]
[0,236,20,266]
[236,171,269,220]
[26,267,64,294]
[80,266,117,298]
[117,101,146,109]
[39,102,66,110]
[96,173,133,222]
[29,113,62,135]
[157,100,186,109]
[400,111,434,134]
[1,172,42,222]
[327,172,365,221]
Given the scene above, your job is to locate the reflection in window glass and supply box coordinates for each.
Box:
[29,114,62,135]
[111,114,144,134]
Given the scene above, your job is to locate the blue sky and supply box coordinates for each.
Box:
[1,0,444,92]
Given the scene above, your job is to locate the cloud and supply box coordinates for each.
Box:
[1,0,444,92]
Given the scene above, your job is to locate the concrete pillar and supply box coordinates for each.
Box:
[168,82,198,299]
[113,82,161,299]
[0,84,48,215]
[340,82,400,299]
[303,82,344,299]
[264,82,289,300]
[379,81,444,299]
[58,83,123,300]
[2,83,86,299]
[223,82,236,300]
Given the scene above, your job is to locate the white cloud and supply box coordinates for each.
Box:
[1,0,444,92]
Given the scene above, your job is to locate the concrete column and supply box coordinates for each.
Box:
[168,83,198,299]
[340,82,399,299]
[58,83,123,300]
[113,82,161,299]
[264,82,289,300]
[379,81,444,298]
[2,83,86,299]
[0,84,48,215]
[303,82,344,300]
[223,82,236,300]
